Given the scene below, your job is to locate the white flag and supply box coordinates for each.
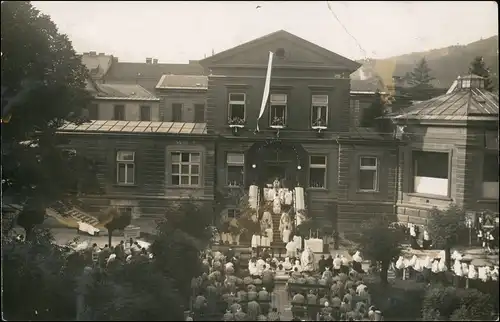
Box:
[256,51,274,132]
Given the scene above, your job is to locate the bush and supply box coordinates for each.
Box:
[422,285,495,321]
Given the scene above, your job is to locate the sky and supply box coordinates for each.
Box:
[31,1,498,64]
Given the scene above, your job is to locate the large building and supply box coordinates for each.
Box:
[56,31,498,238]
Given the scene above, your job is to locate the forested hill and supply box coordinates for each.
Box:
[353,36,499,89]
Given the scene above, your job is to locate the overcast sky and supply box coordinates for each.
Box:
[32,1,498,63]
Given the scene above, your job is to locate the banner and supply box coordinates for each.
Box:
[256,51,274,132]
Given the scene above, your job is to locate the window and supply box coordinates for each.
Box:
[87,103,98,119]
[171,152,201,186]
[359,157,378,191]
[226,152,245,187]
[350,99,361,127]
[172,103,183,122]
[116,151,135,185]
[270,93,287,127]
[113,105,125,120]
[227,208,241,219]
[194,104,205,122]
[140,105,151,121]
[413,151,449,196]
[309,155,327,188]
[482,154,498,199]
[228,93,246,123]
[311,94,328,127]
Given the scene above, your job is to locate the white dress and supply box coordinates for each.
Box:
[282,228,291,243]
[265,227,274,244]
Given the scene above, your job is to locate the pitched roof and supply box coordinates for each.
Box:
[199,30,361,72]
[350,79,385,94]
[156,75,208,90]
[80,53,114,79]
[104,62,204,82]
[389,88,499,121]
[58,120,208,135]
[93,83,159,101]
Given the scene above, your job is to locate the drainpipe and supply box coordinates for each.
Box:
[394,134,400,219]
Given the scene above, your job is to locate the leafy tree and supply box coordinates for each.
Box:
[1,1,95,238]
[469,56,495,91]
[151,200,216,305]
[426,204,466,269]
[355,216,405,284]
[101,207,132,246]
[406,57,435,87]
[86,261,185,321]
[360,90,388,128]
[2,228,79,320]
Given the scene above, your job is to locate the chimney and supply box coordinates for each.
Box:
[98,52,105,56]
[146,58,152,64]
[89,51,96,56]
[112,57,119,63]
[153,58,158,64]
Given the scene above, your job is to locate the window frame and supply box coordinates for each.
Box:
[172,103,183,122]
[311,94,329,127]
[228,93,246,123]
[358,156,379,192]
[269,93,288,127]
[113,105,125,121]
[227,208,241,219]
[194,103,205,122]
[226,152,245,187]
[308,155,327,189]
[411,150,452,197]
[170,151,202,187]
[140,105,151,121]
[116,151,135,185]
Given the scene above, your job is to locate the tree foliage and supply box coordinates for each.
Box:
[1,1,96,236]
[360,90,388,129]
[101,207,132,245]
[422,285,495,321]
[426,204,466,268]
[406,58,435,87]
[469,56,495,91]
[355,216,405,284]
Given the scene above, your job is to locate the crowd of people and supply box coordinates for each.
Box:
[189,249,280,321]
[284,251,380,321]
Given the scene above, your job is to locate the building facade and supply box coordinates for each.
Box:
[391,74,499,225]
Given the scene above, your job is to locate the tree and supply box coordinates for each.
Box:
[406,58,435,87]
[1,1,95,237]
[360,90,388,128]
[426,204,466,269]
[469,56,495,91]
[101,207,132,246]
[355,216,405,284]
[151,199,216,306]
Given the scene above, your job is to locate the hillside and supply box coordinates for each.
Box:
[353,36,499,89]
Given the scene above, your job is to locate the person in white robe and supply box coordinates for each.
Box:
[292,260,302,273]
[352,251,364,273]
[395,256,404,279]
[279,212,290,235]
[286,240,297,258]
[282,225,291,243]
[332,254,342,276]
[283,257,293,271]
[301,247,315,272]
[257,258,266,275]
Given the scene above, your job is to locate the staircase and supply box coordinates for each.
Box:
[48,201,100,227]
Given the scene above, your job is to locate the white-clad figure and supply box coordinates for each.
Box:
[286,240,297,258]
[454,259,463,277]
[352,251,363,263]
[249,261,258,276]
[301,247,315,272]
[431,260,440,274]
[409,255,417,267]
[284,190,293,205]
[264,222,274,244]
[414,258,423,273]
[491,266,499,281]
[282,225,291,243]
[340,255,349,267]
[395,256,404,270]
[272,195,281,215]
[296,210,306,227]
[251,234,261,248]
[261,212,273,230]
[424,256,432,270]
[478,266,488,282]
[438,259,447,272]
[279,212,291,236]
[461,262,469,276]
[283,257,293,271]
[468,264,477,280]
[292,260,302,272]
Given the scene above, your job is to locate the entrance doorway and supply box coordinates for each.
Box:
[262,162,294,188]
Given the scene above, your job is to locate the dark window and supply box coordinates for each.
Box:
[483,154,499,182]
[194,104,205,122]
[171,152,201,186]
[309,155,327,188]
[172,103,183,122]
[359,157,378,191]
[227,209,241,219]
[269,94,287,126]
[311,95,328,127]
[413,151,449,179]
[140,105,151,121]
[226,153,244,187]
[228,93,246,123]
[88,103,98,119]
[113,105,125,120]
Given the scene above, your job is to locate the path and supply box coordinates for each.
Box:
[273,283,293,321]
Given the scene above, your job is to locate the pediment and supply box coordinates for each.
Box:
[200,30,360,72]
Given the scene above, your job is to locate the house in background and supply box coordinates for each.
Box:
[80,52,114,82]
[390,74,499,225]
